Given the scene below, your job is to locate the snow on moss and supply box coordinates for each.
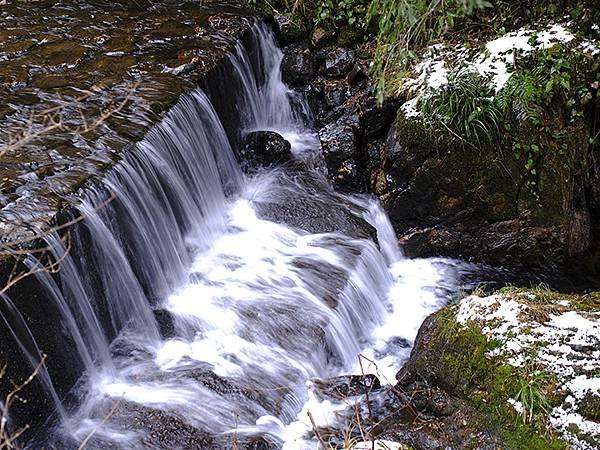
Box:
[455,292,600,449]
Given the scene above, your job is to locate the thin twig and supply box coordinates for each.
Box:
[76,398,122,450]
[0,81,140,158]
[0,357,46,450]
[307,410,328,450]
[0,191,115,252]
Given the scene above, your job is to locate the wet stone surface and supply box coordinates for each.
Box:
[0,0,252,244]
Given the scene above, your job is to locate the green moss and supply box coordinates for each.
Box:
[578,393,600,421]
[565,422,599,448]
[430,308,568,450]
[335,25,364,47]
[394,111,447,158]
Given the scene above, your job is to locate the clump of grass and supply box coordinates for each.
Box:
[497,285,600,313]
[419,70,505,151]
[510,354,555,424]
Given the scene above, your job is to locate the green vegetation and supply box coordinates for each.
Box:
[497,285,600,312]
[247,0,600,243]
[432,307,567,449]
[316,0,370,29]
[367,0,600,101]
[367,0,490,103]
[414,40,599,217]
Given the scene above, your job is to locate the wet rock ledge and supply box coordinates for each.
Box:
[0,0,252,245]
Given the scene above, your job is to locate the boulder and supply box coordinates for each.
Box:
[323,79,348,108]
[323,47,356,77]
[359,94,399,140]
[253,170,377,242]
[319,120,356,172]
[239,131,292,172]
[153,308,176,339]
[281,44,315,87]
[318,114,364,191]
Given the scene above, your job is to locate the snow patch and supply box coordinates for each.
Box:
[507,398,524,414]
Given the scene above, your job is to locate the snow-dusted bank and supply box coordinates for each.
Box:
[399,22,600,117]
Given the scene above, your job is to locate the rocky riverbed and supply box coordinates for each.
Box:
[274,12,600,284]
[303,288,599,450]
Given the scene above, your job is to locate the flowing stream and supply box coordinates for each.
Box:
[4,23,476,449]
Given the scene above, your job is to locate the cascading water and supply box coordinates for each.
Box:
[1,22,475,449]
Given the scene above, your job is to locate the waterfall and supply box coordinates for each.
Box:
[0,22,471,449]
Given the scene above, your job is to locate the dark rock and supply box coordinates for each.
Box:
[239,131,292,172]
[253,170,377,242]
[346,64,367,86]
[302,83,326,126]
[318,113,365,191]
[110,336,153,361]
[366,108,600,281]
[323,47,356,78]
[291,257,348,307]
[153,308,176,339]
[37,39,88,66]
[281,44,315,87]
[323,79,348,108]
[360,95,400,140]
[398,221,565,271]
[312,374,381,400]
[332,159,361,192]
[256,191,376,241]
[320,120,356,171]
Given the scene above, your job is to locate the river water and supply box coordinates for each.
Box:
[6,22,477,449]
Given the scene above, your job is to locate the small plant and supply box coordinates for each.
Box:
[432,307,567,449]
[420,70,505,151]
[316,0,370,28]
[511,364,553,424]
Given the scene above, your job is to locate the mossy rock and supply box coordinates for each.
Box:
[335,25,364,47]
[392,110,444,158]
[387,110,519,225]
[398,307,568,450]
[273,13,311,46]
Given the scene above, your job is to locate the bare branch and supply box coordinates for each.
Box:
[0,191,116,253]
[76,398,122,450]
[0,357,46,450]
[0,80,140,158]
[307,410,328,450]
